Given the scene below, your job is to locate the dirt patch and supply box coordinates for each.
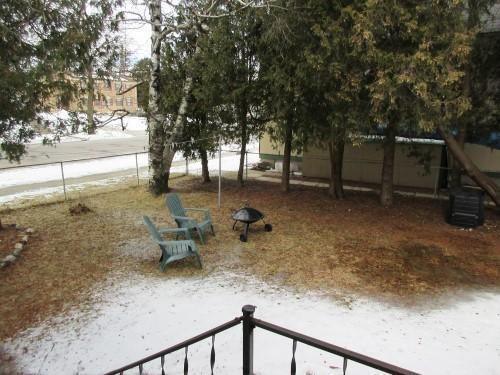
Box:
[351,240,499,296]
[0,177,499,341]
[0,225,19,259]
[69,203,92,215]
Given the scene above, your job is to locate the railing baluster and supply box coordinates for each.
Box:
[210,335,216,375]
[138,363,143,374]
[343,357,348,375]
[161,355,165,375]
[184,346,189,375]
[291,339,297,375]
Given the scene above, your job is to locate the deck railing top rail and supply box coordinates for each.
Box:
[104,305,419,375]
[252,317,419,375]
[103,317,242,375]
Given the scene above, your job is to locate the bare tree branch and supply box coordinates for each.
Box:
[117,81,145,95]
[96,109,130,129]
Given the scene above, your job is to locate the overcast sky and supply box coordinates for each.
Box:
[119,2,152,63]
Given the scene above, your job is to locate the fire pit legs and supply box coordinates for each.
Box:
[240,223,249,242]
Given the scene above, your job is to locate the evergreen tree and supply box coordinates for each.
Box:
[449,0,497,187]
[202,8,266,186]
[0,1,78,160]
[160,30,217,183]
[146,0,276,194]
[303,0,370,199]
[353,0,476,206]
[131,58,151,112]
[0,0,122,161]
[258,0,315,192]
[67,0,122,134]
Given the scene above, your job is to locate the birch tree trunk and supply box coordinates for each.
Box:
[161,39,202,190]
[380,121,397,206]
[86,64,96,134]
[148,0,167,195]
[437,125,499,206]
[162,74,195,190]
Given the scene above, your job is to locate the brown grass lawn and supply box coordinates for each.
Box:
[1,176,499,341]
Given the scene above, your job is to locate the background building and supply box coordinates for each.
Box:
[259,134,500,192]
[69,77,140,114]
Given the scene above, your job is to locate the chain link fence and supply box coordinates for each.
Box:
[0,149,261,207]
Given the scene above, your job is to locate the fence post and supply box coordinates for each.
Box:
[60,162,67,200]
[135,153,140,186]
[433,166,440,198]
[242,305,255,375]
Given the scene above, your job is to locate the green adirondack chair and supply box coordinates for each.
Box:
[165,193,215,244]
[143,216,202,272]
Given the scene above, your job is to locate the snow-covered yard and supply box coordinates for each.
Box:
[3,272,500,375]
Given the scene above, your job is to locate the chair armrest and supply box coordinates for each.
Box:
[185,208,209,212]
[158,227,189,234]
[172,215,194,222]
[185,208,211,220]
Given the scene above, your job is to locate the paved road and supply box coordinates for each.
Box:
[0,132,149,168]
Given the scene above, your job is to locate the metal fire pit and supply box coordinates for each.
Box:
[232,207,272,242]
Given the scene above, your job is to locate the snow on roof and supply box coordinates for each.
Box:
[361,135,445,145]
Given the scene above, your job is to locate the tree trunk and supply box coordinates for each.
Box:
[281,121,292,192]
[437,125,499,206]
[450,99,469,188]
[86,64,96,134]
[328,131,345,199]
[380,121,397,206]
[148,0,167,195]
[162,74,195,191]
[237,104,247,186]
[200,147,210,183]
[451,7,475,189]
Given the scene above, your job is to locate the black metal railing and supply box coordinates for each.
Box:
[104,305,419,375]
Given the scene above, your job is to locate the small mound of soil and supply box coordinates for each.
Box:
[69,203,92,215]
[0,225,19,259]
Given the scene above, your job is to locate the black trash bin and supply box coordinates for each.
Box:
[447,187,485,228]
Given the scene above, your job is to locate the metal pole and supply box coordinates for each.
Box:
[242,305,255,375]
[60,162,67,200]
[245,151,248,181]
[185,157,189,175]
[135,153,140,185]
[218,137,222,208]
[433,166,440,197]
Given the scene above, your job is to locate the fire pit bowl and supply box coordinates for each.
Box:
[232,207,272,242]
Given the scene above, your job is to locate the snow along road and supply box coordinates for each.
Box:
[0,114,260,203]
[0,150,260,204]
